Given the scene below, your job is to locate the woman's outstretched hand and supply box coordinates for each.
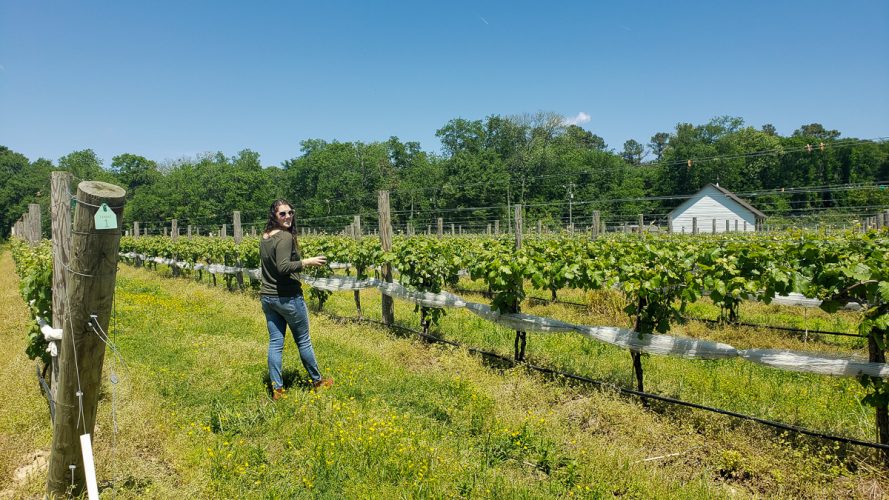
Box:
[302,256,328,267]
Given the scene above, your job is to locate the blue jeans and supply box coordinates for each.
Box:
[261,295,322,389]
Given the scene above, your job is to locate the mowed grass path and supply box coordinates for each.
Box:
[1,250,888,498]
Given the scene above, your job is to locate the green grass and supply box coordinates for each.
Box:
[2,253,889,498]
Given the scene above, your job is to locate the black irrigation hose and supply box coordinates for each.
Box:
[340,315,889,452]
[688,317,865,338]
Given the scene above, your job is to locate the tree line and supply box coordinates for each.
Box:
[2,113,888,239]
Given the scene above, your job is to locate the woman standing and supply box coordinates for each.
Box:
[260,199,333,399]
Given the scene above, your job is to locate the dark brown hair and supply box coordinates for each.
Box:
[264,199,301,252]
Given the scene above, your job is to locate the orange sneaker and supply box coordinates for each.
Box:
[272,387,286,400]
[312,377,334,391]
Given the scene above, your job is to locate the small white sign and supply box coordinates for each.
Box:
[94,203,118,230]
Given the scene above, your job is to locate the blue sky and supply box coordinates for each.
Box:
[1,0,887,168]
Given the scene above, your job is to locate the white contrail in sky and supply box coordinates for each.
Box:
[479,15,489,25]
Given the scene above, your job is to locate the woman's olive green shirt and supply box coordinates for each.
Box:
[259,231,304,297]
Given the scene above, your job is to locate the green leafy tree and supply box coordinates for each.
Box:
[793,123,841,140]
[621,139,645,165]
[563,125,607,151]
[111,153,160,195]
[0,148,53,239]
[59,149,115,183]
[649,132,670,160]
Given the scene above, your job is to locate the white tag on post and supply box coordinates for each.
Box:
[79,433,99,500]
[94,203,118,230]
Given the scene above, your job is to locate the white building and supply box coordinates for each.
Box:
[669,184,765,233]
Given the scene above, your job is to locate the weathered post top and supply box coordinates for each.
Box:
[80,181,127,200]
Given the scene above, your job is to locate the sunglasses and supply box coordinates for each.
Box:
[277,210,294,217]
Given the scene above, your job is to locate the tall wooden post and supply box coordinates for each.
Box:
[692,217,698,234]
[49,172,72,404]
[666,214,673,234]
[638,214,644,233]
[352,215,363,319]
[592,211,601,239]
[233,211,242,243]
[514,205,523,249]
[170,219,180,276]
[232,212,244,289]
[29,203,41,244]
[378,192,394,326]
[187,225,192,237]
[437,218,443,238]
[133,222,140,238]
[712,219,716,234]
[513,204,526,361]
[47,181,126,497]
[494,220,500,235]
[221,224,227,238]
[353,215,361,237]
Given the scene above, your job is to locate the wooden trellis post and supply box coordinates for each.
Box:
[353,215,363,319]
[378,192,394,326]
[29,203,41,245]
[513,204,526,361]
[233,211,244,289]
[233,211,242,242]
[49,171,72,407]
[47,181,126,497]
